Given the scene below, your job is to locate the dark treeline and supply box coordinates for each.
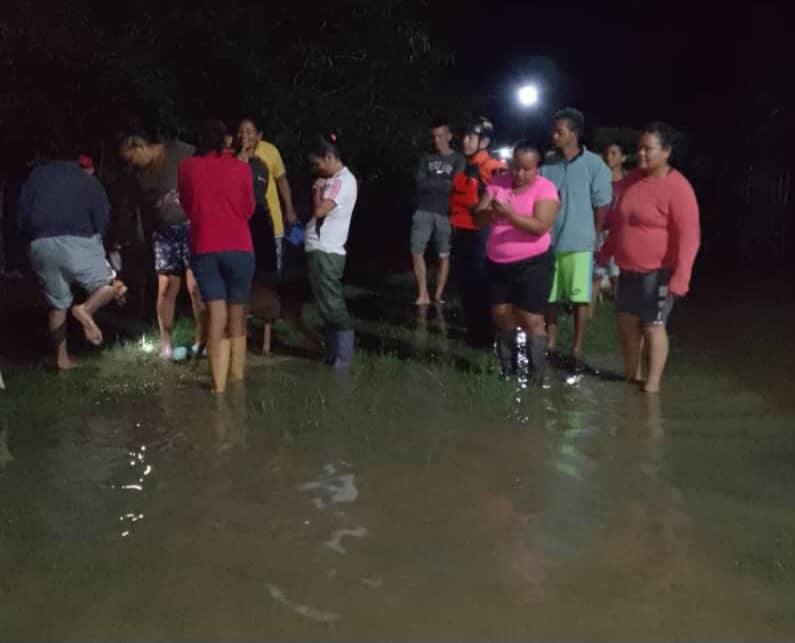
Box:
[2,1,794,279]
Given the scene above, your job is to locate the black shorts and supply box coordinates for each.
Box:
[616,269,675,326]
[487,251,552,315]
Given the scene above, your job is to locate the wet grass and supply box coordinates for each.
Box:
[0,274,624,439]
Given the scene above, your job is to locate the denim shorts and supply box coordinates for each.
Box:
[191,251,254,304]
[29,234,113,309]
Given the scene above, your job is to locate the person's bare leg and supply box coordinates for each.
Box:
[49,308,74,370]
[573,303,589,363]
[545,303,559,353]
[434,255,450,302]
[227,304,247,339]
[590,279,601,319]
[185,268,206,349]
[412,253,431,305]
[262,322,272,355]
[635,336,647,383]
[206,300,229,341]
[617,312,643,383]
[71,284,115,346]
[156,274,181,357]
[642,324,669,393]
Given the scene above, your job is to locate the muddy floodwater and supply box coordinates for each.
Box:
[1,282,794,640]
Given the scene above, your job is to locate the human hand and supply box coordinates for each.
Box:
[285,207,297,225]
[491,200,514,220]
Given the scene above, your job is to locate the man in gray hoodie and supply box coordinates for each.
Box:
[410,121,465,305]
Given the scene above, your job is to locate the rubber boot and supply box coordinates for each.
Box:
[229,336,247,382]
[495,330,517,378]
[323,328,337,365]
[332,330,355,369]
[529,335,548,387]
[207,338,231,393]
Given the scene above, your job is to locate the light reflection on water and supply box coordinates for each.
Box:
[1,348,794,640]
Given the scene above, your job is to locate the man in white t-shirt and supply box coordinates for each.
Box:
[305,135,358,368]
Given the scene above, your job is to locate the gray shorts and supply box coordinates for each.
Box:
[410,209,451,257]
[616,269,674,326]
[29,235,113,309]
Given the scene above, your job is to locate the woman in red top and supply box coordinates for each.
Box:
[178,120,255,393]
[601,122,700,393]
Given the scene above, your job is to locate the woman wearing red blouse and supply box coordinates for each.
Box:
[178,120,255,393]
[601,122,700,393]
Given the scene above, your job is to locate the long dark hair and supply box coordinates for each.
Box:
[197,119,228,156]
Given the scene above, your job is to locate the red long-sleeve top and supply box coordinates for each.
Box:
[603,169,700,296]
[178,152,255,255]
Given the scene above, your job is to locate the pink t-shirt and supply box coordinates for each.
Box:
[485,173,559,263]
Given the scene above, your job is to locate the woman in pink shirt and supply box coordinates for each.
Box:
[601,122,700,393]
[474,142,560,384]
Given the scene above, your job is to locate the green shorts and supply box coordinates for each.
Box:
[548,251,593,304]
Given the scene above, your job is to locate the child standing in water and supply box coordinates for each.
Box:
[304,132,358,368]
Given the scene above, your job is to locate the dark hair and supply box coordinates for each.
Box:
[431,118,452,131]
[197,119,228,155]
[603,140,626,155]
[552,107,585,139]
[118,116,162,149]
[513,141,542,159]
[641,121,678,150]
[308,131,342,160]
[237,116,262,134]
[641,121,684,166]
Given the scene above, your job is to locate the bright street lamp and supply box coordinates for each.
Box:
[517,84,539,108]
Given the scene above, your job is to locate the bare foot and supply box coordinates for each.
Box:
[643,382,661,394]
[415,296,431,306]
[70,305,103,346]
[433,296,446,305]
[57,356,77,371]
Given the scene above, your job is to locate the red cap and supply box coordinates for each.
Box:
[78,154,94,170]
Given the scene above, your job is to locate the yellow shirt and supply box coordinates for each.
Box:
[254,140,287,237]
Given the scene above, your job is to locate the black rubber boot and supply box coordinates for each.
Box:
[529,335,549,387]
[496,330,517,378]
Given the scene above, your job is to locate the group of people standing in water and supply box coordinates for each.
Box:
[17,119,357,393]
[410,107,700,393]
[14,104,698,395]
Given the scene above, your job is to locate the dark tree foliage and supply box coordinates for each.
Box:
[1,0,458,176]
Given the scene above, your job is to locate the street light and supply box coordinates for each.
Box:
[497,146,513,160]
[517,84,539,108]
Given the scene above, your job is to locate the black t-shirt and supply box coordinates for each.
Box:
[248,156,270,209]
[136,139,195,232]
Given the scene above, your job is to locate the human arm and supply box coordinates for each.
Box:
[472,190,496,227]
[668,179,701,297]
[240,164,255,221]
[271,147,296,225]
[313,178,337,218]
[591,159,613,237]
[416,155,456,195]
[276,174,296,225]
[491,198,559,235]
[177,160,193,220]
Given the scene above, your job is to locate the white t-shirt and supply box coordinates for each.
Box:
[304,166,358,255]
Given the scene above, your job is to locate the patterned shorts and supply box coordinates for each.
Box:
[153,222,191,274]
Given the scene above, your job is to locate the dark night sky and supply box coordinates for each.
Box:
[426,0,783,147]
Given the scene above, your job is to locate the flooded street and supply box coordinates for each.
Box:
[1,283,794,640]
